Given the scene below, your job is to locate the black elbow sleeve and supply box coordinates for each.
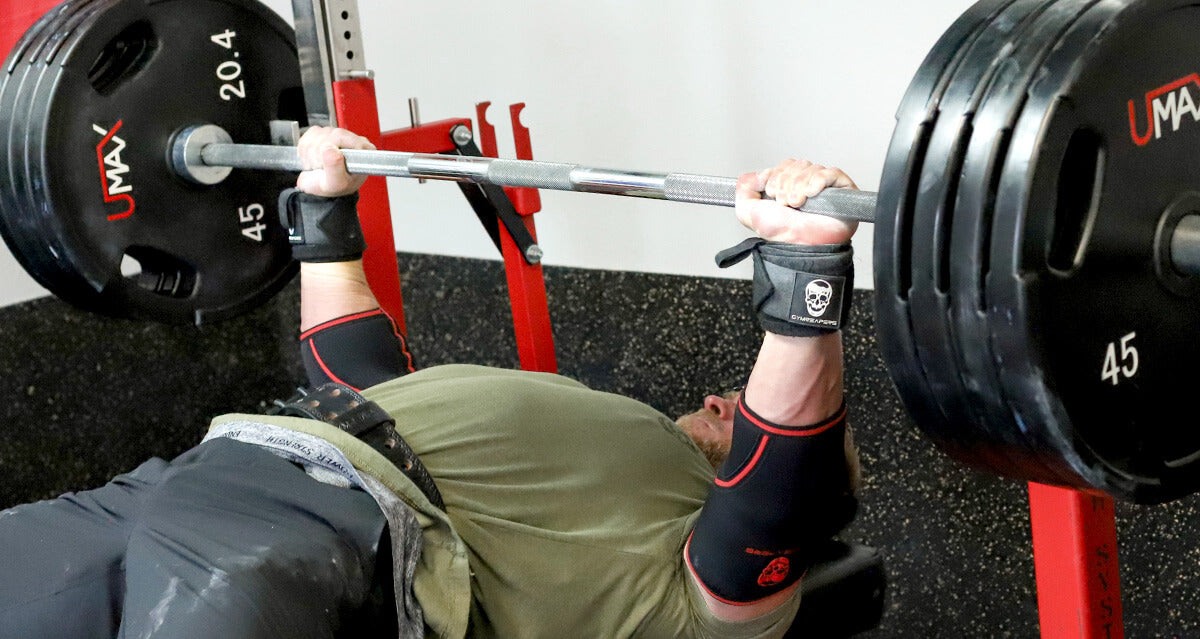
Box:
[300,309,416,391]
[686,399,857,604]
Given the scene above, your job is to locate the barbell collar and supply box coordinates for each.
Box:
[1171,215,1200,278]
[172,124,235,186]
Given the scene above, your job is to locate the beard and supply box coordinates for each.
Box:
[677,416,731,471]
[692,438,730,471]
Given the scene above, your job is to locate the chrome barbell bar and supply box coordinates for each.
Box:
[171,123,879,223]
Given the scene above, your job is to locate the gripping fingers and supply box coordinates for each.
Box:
[765,160,857,210]
[295,127,375,197]
[738,159,861,244]
[765,159,809,208]
[297,127,375,165]
[324,128,375,153]
[807,167,857,196]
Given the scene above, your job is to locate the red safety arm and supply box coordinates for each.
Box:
[1028,482,1124,639]
[380,118,473,154]
[476,102,557,373]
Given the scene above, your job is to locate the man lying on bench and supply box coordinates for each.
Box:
[0,126,862,639]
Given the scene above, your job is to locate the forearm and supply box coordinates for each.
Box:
[298,260,415,389]
[300,261,380,332]
[744,332,844,426]
[287,129,414,389]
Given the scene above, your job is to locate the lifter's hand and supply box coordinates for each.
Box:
[735,159,859,246]
[295,126,376,197]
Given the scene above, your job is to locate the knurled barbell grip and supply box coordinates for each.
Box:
[662,173,879,222]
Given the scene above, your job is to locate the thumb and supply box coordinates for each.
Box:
[734,170,768,229]
[321,144,346,174]
[736,170,768,201]
[295,169,323,193]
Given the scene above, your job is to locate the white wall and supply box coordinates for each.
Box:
[1,0,974,307]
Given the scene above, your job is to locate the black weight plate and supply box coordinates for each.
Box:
[2,1,116,301]
[904,0,1053,479]
[981,1,1137,495]
[947,0,1115,487]
[0,0,77,227]
[4,0,139,299]
[873,0,1020,463]
[39,0,111,64]
[20,0,301,323]
[980,0,1139,496]
[14,0,132,301]
[895,0,1050,477]
[41,0,297,323]
[949,2,1110,485]
[24,0,96,65]
[0,7,80,291]
[911,0,1101,486]
[987,0,1200,503]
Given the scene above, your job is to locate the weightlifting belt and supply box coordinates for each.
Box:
[272,383,445,510]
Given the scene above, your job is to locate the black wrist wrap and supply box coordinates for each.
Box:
[301,310,416,391]
[686,399,857,604]
[715,238,854,337]
[279,188,366,263]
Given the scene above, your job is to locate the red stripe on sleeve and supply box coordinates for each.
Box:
[307,341,361,392]
[737,399,846,437]
[714,435,768,488]
[384,312,416,373]
[299,308,387,341]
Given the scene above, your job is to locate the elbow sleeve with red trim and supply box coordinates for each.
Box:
[300,309,416,391]
[686,399,857,604]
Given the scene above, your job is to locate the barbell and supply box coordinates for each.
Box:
[174,122,1200,276]
[170,122,883,221]
[2,0,1199,503]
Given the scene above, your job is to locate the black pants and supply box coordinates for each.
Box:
[0,438,396,638]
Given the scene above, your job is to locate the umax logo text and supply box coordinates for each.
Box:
[1128,73,1200,147]
[92,120,135,220]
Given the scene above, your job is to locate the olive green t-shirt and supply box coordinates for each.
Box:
[365,364,800,639]
[217,364,800,638]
